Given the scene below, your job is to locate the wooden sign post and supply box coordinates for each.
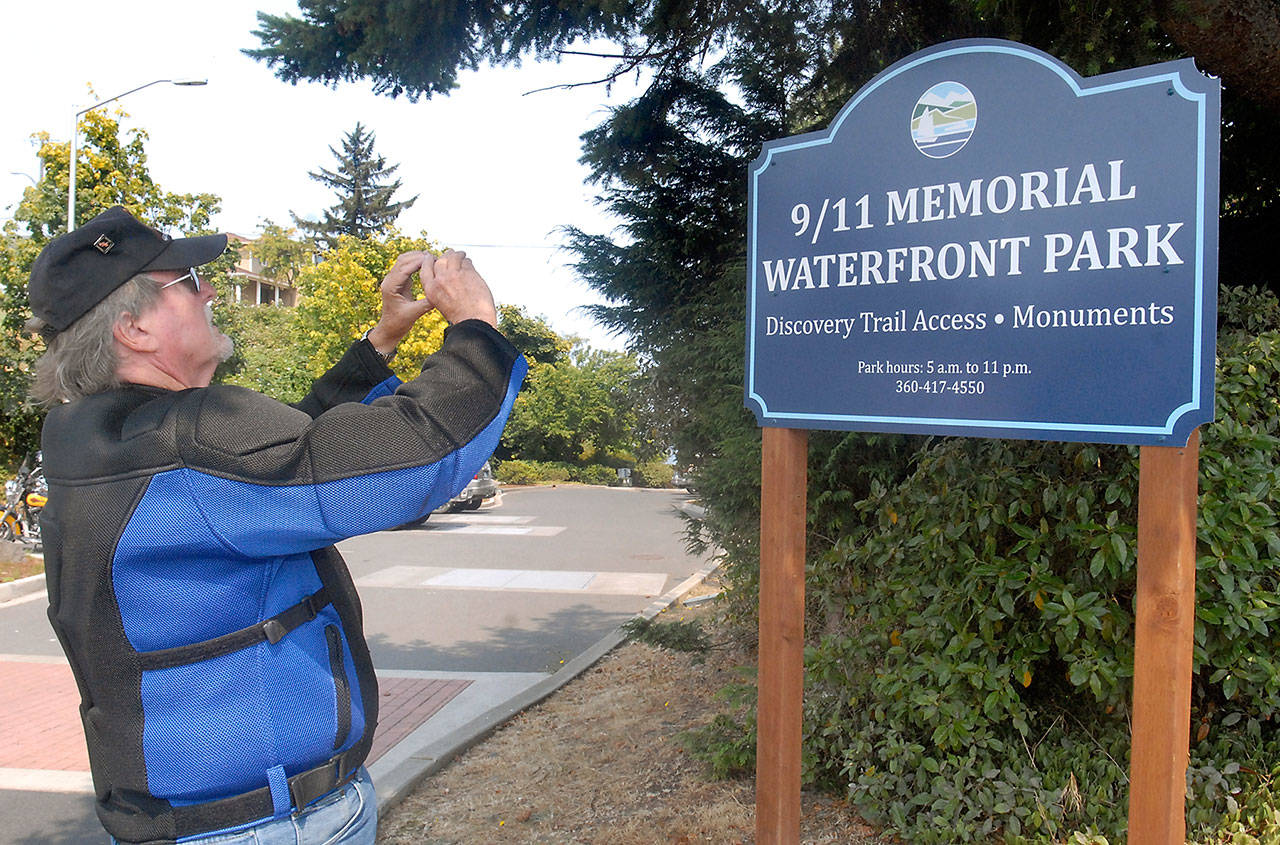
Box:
[757,427,808,843]
[754,431,1203,844]
[1129,430,1201,842]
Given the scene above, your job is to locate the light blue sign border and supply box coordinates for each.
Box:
[745,39,1220,445]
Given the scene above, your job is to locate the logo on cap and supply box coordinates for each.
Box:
[93,234,115,255]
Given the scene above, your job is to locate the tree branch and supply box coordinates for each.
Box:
[1158,0,1280,113]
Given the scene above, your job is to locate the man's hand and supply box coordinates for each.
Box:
[364,251,436,356]
[419,249,498,328]
[363,250,498,357]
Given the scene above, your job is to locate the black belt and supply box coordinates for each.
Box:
[178,745,365,834]
[288,748,361,810]
[113,744,369,845]
[137,588,331,671]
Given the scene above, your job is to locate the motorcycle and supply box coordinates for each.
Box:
[1,451,47,548]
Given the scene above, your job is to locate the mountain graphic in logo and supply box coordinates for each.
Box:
[911,81,977,159]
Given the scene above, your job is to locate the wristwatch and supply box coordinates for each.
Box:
[361,328,397,364]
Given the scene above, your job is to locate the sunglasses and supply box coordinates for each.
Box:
[159,268,201,293]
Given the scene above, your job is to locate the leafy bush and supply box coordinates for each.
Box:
[493,459,625,486]
[621,616,713,654]
[573,463,619,485]
[805,435,1147,841]
[493,460,572,485]
[213,301,312,403]
[632,459,675,488]
[681,675,760,780]
[689,285,1280,842]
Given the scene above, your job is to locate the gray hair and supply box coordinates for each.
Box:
[29,273,164,405]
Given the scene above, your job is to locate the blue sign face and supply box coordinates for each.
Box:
[745,39,1220,446]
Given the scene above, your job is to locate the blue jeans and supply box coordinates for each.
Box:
[111,767,377,845]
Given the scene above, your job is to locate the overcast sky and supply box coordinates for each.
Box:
[1,0,642,350]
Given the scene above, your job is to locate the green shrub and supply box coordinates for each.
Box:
[681,675,760,779]
[621,616,713,654]
[494,459,622,486]
[689,285,1280,842]
[572,463,619,485]
[492,459,530,484]
[493,459,571,485]
[214,302,312,403]
[633,459,675,488]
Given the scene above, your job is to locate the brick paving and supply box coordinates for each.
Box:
[370,675,471,762]
[0,659,470,778]
[0,659,89,772]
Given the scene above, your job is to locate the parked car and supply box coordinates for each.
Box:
[441,461,499,512]
[395,462,499,530]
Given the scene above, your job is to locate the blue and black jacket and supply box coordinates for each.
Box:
[40,320,526,844]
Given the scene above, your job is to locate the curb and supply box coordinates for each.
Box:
[373,554,723,815]
[0,572,45,604]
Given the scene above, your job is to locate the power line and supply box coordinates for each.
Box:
[447,242,561,250]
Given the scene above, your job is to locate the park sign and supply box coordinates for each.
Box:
[744,39,1220,446]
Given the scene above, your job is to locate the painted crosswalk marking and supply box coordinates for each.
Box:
[426,524,565,536]
[430,514,534,524]
[356,565,669,596]
[403,514,565,536]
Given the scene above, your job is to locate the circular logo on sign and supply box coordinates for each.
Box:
[911,81,977,159]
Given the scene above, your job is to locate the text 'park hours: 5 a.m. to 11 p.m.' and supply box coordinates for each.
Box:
[857,359,1034,397]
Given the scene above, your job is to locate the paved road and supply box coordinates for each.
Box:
[0,485,705,843]
[347,484,701,672]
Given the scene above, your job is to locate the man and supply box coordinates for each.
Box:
[26,206,526,844]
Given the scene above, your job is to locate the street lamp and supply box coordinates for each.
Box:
[67,78,207,231]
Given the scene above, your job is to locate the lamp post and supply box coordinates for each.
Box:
[67,78,207,231]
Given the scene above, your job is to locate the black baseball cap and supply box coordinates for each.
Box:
[28,206,228,333]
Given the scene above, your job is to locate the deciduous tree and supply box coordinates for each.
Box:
[293,232,447,381]
[249,220,313,290]
[496,304,568,367]
[501,345,641,463]
[213,303,311,404]
[0,106,222,464]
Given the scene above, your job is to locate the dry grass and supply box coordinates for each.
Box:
[378,596,888,845]
[0,544,42,582]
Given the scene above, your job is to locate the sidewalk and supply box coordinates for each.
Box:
[0,552,719,824]
[0,648,525,795]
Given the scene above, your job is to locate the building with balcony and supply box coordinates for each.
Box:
[227,234,299,306]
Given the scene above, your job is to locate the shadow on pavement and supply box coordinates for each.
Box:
[364,602,630,674]
[0,790,101,843]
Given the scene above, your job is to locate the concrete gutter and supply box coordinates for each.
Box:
[0,572,45,604]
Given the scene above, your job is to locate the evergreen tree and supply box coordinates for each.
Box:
[292,123,417,248]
